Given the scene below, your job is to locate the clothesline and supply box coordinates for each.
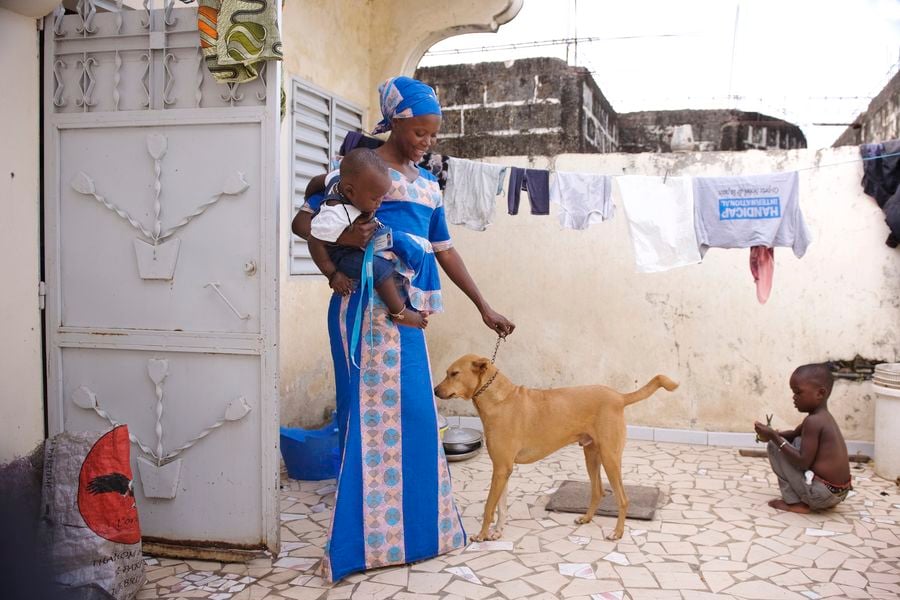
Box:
[520,149,900,177]
[440,143,898,256]
[442,152,831,235]
[340,131,891,243]
[647,150,900,182]
[793,150,900,172]
[351,130,899,181]
[338,132,895,305]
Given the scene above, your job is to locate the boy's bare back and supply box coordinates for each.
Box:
[799,409,850,485]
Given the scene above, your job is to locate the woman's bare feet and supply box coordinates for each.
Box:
[768,498,811,513]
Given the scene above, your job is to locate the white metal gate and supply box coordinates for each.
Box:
[43,2,280,555]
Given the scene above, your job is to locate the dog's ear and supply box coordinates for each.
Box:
[472,358,490,373]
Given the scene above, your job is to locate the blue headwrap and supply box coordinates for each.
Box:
[371,76,442,135]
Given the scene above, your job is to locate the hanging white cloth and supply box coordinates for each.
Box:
[693,172,810,257]
[549,171,615,230]
[443,158,508,231]
[613,175,702,273]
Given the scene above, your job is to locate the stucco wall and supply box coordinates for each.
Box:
[277,0,376,428]
[427,146,898,442]
[277,0,523,427]
[0,7,43,460]
[280,0,374,114]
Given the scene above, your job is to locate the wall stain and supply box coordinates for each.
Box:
[747,370,766,396]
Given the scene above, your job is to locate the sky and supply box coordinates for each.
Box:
[419,0,900,149]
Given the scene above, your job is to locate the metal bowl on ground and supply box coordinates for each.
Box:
[442,426,483,460]
[445,445,481,462]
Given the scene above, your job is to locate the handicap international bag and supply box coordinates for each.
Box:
[41,426,145,599]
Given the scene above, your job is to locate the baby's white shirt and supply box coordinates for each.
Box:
[311,202,362,243]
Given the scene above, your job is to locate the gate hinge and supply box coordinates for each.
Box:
[38,281,46,310]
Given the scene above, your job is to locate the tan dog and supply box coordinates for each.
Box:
[434,354,677,542]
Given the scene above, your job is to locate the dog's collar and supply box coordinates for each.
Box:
[472,336,505,401]
[471,368,499,401]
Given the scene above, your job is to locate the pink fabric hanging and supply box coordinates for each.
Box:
[750,246,774,304]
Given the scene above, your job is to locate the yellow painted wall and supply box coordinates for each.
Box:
[277,1,377,427]
[0,7,44,461]
[428,147,898,442]
[281,0,374,115]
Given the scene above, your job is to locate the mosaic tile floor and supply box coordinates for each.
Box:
[140,441,900,599]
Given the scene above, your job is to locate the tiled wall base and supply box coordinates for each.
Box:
[448,415,876,458]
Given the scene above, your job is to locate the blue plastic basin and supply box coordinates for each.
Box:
[280,412,340,481]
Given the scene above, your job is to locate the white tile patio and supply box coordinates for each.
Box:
[140,441,900,599]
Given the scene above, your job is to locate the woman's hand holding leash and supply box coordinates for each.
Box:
[481,306,514,338]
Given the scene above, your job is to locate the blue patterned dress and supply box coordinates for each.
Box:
[303,165,466,582]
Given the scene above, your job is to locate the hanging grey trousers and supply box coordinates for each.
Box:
[766,439,847,510]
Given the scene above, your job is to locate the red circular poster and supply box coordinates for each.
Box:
[77,426,141,544]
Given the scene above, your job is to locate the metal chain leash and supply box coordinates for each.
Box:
[473,335,506,400]
[490,334,505,364]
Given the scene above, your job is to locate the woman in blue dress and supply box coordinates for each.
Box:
[293,77,515,582]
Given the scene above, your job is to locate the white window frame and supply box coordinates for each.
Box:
[289,77,364,275]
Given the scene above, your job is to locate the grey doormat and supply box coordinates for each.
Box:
[545,480,660,520]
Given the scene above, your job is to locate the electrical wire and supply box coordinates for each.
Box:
[424,34,693,56]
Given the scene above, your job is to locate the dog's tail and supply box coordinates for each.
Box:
[623,375,678,406]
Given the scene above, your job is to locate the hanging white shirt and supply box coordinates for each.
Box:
[693,172,810,257]
[550,171,615,230]
[443,158,508,231]
[613,175,702,273]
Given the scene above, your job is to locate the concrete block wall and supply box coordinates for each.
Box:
[416,57,618,158]
[834,69,900,147]
[619,109,807,153]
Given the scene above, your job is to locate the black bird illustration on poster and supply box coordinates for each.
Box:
[87,472,134,497]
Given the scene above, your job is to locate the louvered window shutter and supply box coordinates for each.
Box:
[289,79,363,275]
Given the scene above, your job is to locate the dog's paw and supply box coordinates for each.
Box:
[487,528,503,541]
[470,532,488,543]
[605,530,624,541]
[574,516,593,525]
